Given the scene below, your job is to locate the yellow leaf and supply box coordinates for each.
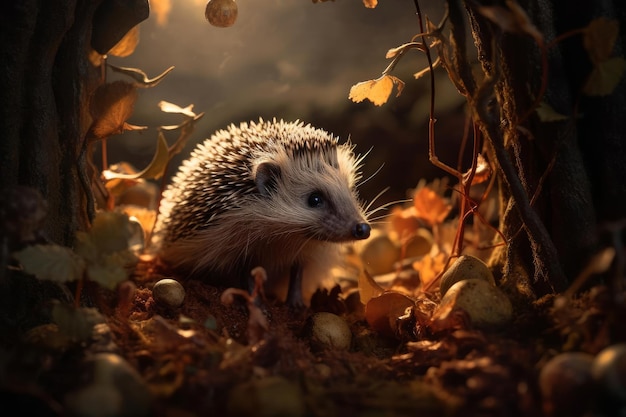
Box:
[349,75,403,106]
[107,25,140,57]
[583,57,626,96]
[103,132,170,181]
[584,17,619,63]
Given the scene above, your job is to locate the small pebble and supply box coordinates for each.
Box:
[439,255,495,296]
[306,312,352,351]
[434,279,512,329]
[152,278,185,308]
[592,343,626,403]
[538,352,595,417]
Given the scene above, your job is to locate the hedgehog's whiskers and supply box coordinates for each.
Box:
[356,160,384,188]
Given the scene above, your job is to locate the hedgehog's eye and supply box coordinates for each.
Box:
[307,192,325,208]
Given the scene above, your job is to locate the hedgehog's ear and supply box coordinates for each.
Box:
[254,161,282,196]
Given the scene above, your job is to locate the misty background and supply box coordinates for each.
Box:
[104,0,465,207]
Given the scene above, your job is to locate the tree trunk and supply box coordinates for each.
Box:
[0,0,148,246]
[454,0,626,296]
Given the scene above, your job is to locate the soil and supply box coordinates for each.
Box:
[1,249,624,417]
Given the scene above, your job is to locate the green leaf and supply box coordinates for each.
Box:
[13,244,85,283]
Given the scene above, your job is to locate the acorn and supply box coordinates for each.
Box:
[205,0,238,28]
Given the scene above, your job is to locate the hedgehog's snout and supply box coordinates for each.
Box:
[352,222,371,240]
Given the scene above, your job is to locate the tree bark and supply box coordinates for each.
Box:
[456,0,626,296]
[0,0,148,246]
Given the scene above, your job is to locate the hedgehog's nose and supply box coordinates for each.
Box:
[352,222,371,240]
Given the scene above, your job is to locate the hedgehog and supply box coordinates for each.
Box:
[152,118,371,305]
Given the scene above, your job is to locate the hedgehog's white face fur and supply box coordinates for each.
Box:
[153,118,370,296]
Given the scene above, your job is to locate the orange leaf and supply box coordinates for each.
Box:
[362,0,378,8]
[413,186,452,226]
[358,269,385,305]
[108,25,140,58]
[349,75,404,106]
[390,206,421,239]
[462,153,492,185]
[365,291,415,338]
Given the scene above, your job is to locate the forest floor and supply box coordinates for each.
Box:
[1,188,625,417]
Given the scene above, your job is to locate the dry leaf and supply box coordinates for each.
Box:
[462,154,492,185]
[536,101,569,122]
[108,65,175,88]
[390,206,421,239]
[358,269,385,305]
[349,75,404,106]
[413,186,452,226]
[363,0,378,8]
[158,101,197,118]
[107,25,140,57]
[414,56,441,80]
[386,42,426,59]
[412,252,447,288]
[364,291,416,338]
[89,81,142,139]
[583,57,626,96]
[584,17,619,63]
[478,0,543,44]
[103,132,170,181]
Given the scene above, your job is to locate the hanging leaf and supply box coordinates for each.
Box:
[107,25,140,58]
[349,75,404,106]
[103,132,170,181]
[386,42,426,59]
[108,65,175,88]
[88,81,147,140]
[583,17,619,64]
[583,57,626,96]
[12,244,85,283]
[158,101,197,118]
